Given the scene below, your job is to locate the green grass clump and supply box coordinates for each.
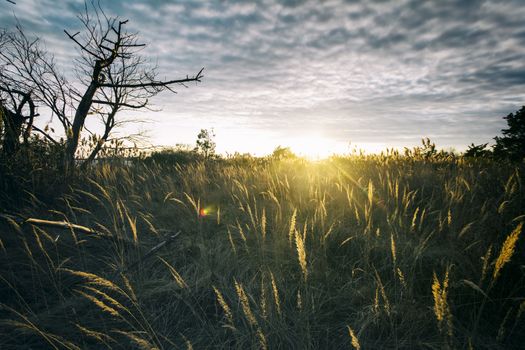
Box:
[0,155,524,349]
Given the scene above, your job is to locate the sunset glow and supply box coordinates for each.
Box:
[2,1,524,349]
[2,0,523,155]
[287,134,346,159]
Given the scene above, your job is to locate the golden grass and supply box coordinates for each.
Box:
[295,229,308,281]
[269,272,282,317]
[347,325,361,350]
[493,222,522,282]
[374,269,391,316]
[390,233,397,265]
[260,275,267,320]
[158,257,188,289]
[234,280,257,327]
[112,330,159,350]
[432,268,453,338]
[75,324,114,344]
[60,268,124,295]
[74,289,121,318]
[288,208,297,246]
[213,286,234,326]
[1,154,523,349]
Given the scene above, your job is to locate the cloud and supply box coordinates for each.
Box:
[1,0,524,153]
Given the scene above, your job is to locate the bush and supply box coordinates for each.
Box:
[464,143,491,158]
[493,106,525,161]
[271,146,297,160]
[146,148,204,166]
[0,136,66,207]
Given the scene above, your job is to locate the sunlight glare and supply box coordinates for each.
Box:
[288,135,387,158]
[288,134,347,159]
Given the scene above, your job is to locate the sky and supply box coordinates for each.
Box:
[1,0,524,156]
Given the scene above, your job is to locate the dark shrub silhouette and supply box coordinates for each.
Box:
[493,106,525,161]
[271,146,296,160]
[464,143,491,158]
[147,147,203,166]
[194,128,216,159]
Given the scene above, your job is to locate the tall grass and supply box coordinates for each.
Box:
[0,154,524,349]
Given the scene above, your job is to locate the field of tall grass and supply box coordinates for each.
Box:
[0,154,523,349]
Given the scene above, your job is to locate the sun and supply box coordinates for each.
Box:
[287,134,348,159]
[214,128,387,157]
[284,134,388,158]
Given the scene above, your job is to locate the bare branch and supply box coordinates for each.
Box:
[92,99,148,109]
[2,3,203,169]
[29,125,60,146]
[64,30,104,60]
[99,68,204,88]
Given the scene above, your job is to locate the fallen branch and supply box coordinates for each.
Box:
[1,212,112,239]
[1,212,182,286]
[24,218,104,236]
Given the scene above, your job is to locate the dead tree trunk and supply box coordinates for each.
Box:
[63,11,203,173]
[0,88,36,158]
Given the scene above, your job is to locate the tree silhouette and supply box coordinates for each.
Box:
[464,143,490,158]
[493,106,525,161]
[62,4,203,172]
[194,128,216,159]
[271,146,296,159]
[1,3,203,173]
[0,27,58,158]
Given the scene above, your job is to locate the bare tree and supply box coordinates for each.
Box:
[0,27,63,157]
[1,3,203,173]
[0,86,37,155]
[61,4,203,172]
[0,30,26,156]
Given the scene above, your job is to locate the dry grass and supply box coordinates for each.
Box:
[0,154,524,349]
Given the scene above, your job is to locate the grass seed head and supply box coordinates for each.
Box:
[493,222,522,282]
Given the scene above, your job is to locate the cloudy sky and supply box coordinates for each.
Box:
[2,0,524,155]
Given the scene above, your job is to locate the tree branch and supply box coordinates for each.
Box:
[92,99,148,109]
[99,68,204,88]
[30,125,60,145]
[64,30,104,60]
